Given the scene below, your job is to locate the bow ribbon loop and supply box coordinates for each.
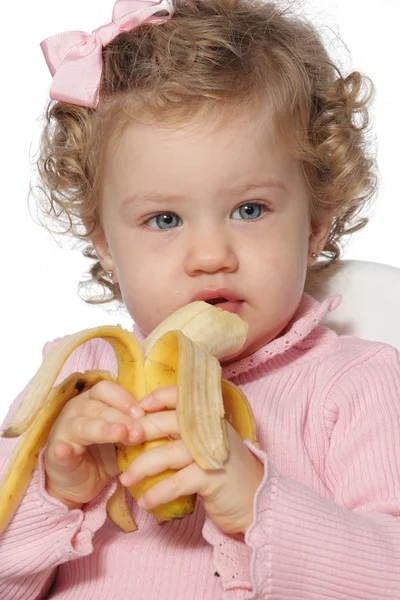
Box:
[93,22,121,47]
[40,0,174,108]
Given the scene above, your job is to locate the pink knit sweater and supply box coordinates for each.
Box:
[1,294,400,600]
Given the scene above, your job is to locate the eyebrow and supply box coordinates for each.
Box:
[121,178,287,210]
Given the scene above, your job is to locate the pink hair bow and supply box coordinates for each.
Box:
[40,0,174,108]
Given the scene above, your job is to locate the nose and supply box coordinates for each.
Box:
[184,226,238,276]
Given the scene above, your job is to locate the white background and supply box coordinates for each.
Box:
[0,0,399,422]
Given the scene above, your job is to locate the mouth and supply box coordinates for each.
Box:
[191,289,244,314]
[205,297,229,305]
[205,298,244,314]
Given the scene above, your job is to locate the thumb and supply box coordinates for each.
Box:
[96,443,121,478]
[48,440,86,472]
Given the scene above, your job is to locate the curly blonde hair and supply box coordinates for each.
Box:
[35,0,378,304]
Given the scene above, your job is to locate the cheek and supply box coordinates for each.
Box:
[107,228,151,279]
[265,218,310,287]
[112,248,179,333]
[287,232,310,288]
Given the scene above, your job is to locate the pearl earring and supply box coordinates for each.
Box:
[311,252,319,259]
[107,270,114,279]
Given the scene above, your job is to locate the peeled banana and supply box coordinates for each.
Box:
[0,301,257,534]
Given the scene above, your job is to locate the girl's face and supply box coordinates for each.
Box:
[94,111,329,362]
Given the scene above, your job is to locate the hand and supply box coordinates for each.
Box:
[118,387,264,535]
[44,380,145,509]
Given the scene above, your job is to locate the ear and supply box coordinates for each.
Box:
[308,219,331,267]
[89,224,117,281]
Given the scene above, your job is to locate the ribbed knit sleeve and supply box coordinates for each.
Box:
[239,345,400,600]
[0,338,118,600]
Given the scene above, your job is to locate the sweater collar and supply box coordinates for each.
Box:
[221,293,341,378]
[132,293,341,378]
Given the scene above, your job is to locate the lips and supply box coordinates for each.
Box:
[191,288,241,304]
[190,288,244,314]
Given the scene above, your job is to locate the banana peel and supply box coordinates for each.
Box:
[0,301,257,534]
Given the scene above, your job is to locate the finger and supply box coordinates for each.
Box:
[75,397,144,434]
[84,380,145,419]
[139,387,177,412]
[51,440,81,463]
[119,439,192,486]
[47,439,120,478]
[95,443,121,478]
[137,410,180,442]
[57,418,141,451]
[45,439,87,476]
[55,386,147,444]
[136,462,203,511]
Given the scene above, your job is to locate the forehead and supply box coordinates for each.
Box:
[104,108,296,183]
[99,105,309,216]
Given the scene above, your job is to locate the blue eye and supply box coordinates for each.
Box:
[232,202,265,220]
[145,213,181,230]
[143,201,268,230]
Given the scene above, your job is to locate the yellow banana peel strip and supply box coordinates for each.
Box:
[1,327,144,438]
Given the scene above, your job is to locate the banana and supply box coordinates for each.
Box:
[142,300,248,359]
[0,301,257,534]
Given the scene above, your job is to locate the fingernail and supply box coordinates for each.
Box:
[130,405,145,419]
[137,496,146,509]
[140,396,152,409]
[110,424,122,433]
[128,424,142,442]
[120,472,129,486]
